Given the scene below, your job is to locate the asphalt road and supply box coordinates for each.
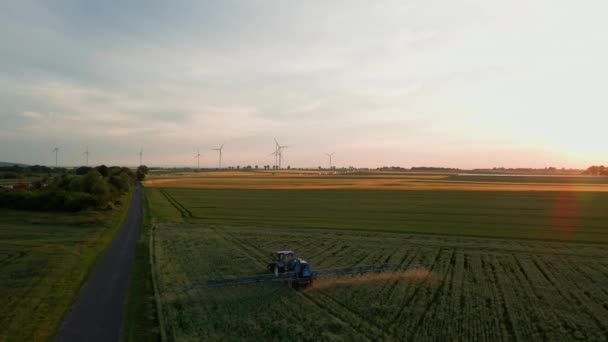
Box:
[55,184,142,342]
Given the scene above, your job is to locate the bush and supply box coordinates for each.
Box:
[69,177,83,192]
[64,192,97,211]
[75,166,92,175]
[0,166,135,212]
[82,170,104,193]
[109,173,130,194]
[0,189,99,212]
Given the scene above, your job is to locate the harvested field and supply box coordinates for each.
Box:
[145,171,608,192]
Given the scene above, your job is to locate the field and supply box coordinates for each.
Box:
[145,170,608,192]
[0,195,130,341]
[143,172,608,341]
[145,187,608,242]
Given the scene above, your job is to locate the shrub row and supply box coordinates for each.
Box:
[0,166,146,212]
[0,189,98,212]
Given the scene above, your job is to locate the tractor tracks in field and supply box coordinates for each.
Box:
[158,189,193,219]
[211,228,395,341]
[0,249,27,268]
[386,246,445,336]
[407,249,457,340]
[302,247,398,341]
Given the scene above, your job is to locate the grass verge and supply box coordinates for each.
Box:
[0,189,133,341]
[122,186,161,341]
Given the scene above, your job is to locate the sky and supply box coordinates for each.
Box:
[1,0,607,169]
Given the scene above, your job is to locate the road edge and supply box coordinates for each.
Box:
[48,188,134,340]
[122,185,165,341]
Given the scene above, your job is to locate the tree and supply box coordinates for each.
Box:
[96,165,109,177]
[75,166,92,175]
[82,169,111,205]
[109,173,130,194]
[586,166,600,175]
[69,177,83,192]
[136,165,149,181]
[82,170,104,193]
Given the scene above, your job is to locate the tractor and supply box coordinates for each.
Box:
[267,250,314,288]
[204,250,420,290]
[267,250,294,274]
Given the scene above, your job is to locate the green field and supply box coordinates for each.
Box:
[0,196,130,341]
[142,181,608,341]
[153,224,608,341]
[148,187,608,242]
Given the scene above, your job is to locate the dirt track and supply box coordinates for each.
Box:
[55,185,142,342]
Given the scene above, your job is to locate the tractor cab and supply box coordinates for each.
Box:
[268,250,296,275]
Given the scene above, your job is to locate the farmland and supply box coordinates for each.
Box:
[145,187,608,242]
[144,172,608,340]
[145,170,608,192]
[0,195,130,341]
[153,224,608,341]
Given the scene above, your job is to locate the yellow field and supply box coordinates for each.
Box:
[145,170,608,191]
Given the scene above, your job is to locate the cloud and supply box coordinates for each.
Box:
[20,111,43,119]
[1,1,607,168]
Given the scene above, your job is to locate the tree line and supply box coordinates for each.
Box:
[583,165,608,176]
[0,165,148,212]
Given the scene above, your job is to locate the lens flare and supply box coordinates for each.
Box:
[551,191,580,240]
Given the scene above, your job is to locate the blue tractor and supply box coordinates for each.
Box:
[205,251,417,290]
[267,250,314,288]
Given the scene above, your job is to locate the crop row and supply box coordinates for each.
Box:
[152,223,608,341]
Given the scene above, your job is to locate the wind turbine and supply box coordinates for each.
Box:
[274,138,289,169]
[212,144,224,169]
[138,148,143,166]
[325,152,335,169]
[52,147,59,167]
[271,142,279,169]
[269,150,280,169]
[83,146,90,166]
[194,148,201,170]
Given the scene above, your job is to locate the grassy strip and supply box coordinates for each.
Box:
[150,220,168,341]
[0,189,133,341]
[122,186,161,341]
